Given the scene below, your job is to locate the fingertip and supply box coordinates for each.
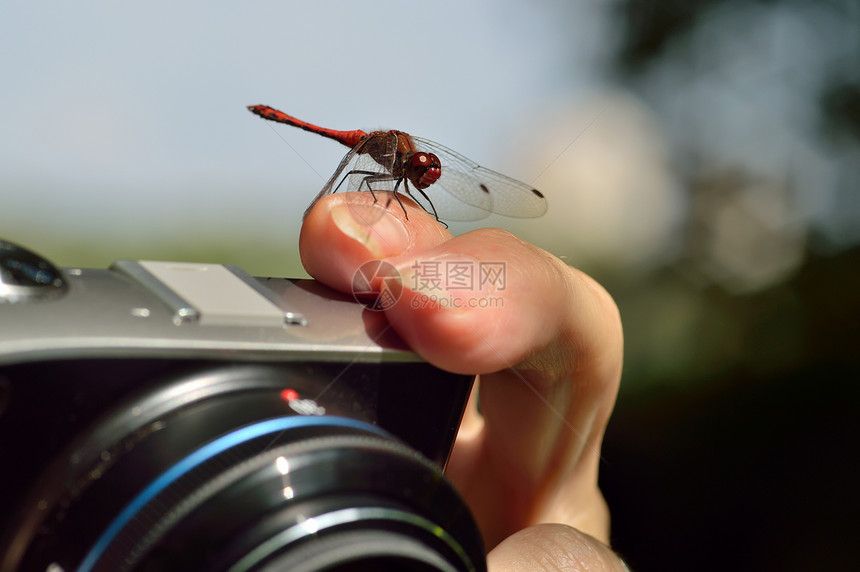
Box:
[299,192,451,290]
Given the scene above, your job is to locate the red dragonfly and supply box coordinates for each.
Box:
[248,105,547,224]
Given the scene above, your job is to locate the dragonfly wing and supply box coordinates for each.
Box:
[402,182,494,221]
[412,136,548,219]
[304,145,359,219]
[303,133,399,219]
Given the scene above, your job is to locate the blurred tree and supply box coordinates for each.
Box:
[820,79,860,144]
[596,1,860,570]
[613,0,860,253]
[615,0,723,73]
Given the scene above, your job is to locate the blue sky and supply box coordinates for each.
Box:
[2,1,611,265]
[6,1,848,289]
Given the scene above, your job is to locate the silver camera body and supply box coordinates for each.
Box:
[0,239,483,572]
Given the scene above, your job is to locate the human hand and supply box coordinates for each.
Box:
[300,192,627,571]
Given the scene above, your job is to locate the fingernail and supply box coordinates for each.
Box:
[331,203,409,258]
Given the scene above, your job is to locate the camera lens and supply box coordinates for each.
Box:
[6,363,484,572]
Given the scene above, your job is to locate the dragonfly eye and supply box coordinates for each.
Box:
[406,152,442,189]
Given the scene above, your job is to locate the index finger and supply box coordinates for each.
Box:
[300,191,623,547]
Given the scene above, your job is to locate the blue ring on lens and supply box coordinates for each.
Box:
[77,416,389,572]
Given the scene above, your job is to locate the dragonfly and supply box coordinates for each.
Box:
[248,104,548,225]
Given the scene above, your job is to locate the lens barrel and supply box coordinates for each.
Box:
[5,364,484,572]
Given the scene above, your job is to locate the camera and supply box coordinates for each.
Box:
[0,239,485,572]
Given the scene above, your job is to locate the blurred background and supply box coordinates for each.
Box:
[2,1,857,569]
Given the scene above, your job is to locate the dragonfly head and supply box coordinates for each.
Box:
[406,152,442,190]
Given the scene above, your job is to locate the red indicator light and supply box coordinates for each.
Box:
[280,388,299,402]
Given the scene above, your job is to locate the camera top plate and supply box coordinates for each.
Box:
[0,245,416,366]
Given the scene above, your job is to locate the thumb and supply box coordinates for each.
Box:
[487,524,629,572]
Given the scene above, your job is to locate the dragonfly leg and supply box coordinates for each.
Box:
[404,180,448,228]
[332,170,396,207]
[333,170,380,195]
[355,172,402,208]
[390,178,410,220]
[331,170,437,223]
